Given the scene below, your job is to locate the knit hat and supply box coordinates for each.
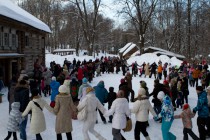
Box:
[86,87,94,94]
[196,86,203,92]
[59,85,68,93]
[163,80,169,85]
[52,76,56,81]
[82,78,88,84]
[183,103,189,110]
[11,102,20,110]
[206,86,210,91]
[138,88,146,97]
[157,91,165,100]
[140,81,147,88]
[120,78,125,84]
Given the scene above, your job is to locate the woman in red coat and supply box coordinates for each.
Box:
[77,67,84,85]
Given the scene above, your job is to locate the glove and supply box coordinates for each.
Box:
[193,108,197,114]
[153,116,159,121]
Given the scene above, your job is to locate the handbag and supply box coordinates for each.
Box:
[77,106,87,121]
[123,117,132,132]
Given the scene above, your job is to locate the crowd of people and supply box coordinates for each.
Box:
[4,56,210,140]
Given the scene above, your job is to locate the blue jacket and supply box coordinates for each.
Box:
[50,81,60,101]
[94,82,108,104]
[193,91,209,118]
[159,95,174,122]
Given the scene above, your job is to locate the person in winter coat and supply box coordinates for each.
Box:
[78,78,91,101]
[54,85,77,140]
[149,63,157,79]
[106,87,117,123]
[14,80,30,140]
[50,76,60,108]
[170,79,178,111]
[157,63,163,80]
[181,72,189,104]
[206,86,210,137]
[192,67,200,87]
[156,91,176,140]
[77,66,84,85]
[149,79,168,116]
[77,87,107,140]
[94,81,108,124]
[174,103,199,140]
[131,88,157,140]
[22,89,53,140]
[104,89,130,140]
[4,102,22,140]
[8,76,18,113]
[144,63,150,78]
[119,78,135,102]
[70,78,80,103]
[193,86,209,140]
[42,68,52,96]
[124,71,132,89]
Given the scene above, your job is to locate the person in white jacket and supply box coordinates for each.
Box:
[131,88,157,140]
[104,89,130,140]
[77,87,107,140]
[22,89,53,140]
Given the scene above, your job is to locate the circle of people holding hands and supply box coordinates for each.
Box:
[5,56,210,140]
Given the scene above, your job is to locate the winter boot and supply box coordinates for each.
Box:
[145,136,151,140]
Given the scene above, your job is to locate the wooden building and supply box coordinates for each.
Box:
[119,43,140,60]
[0,0,51,85]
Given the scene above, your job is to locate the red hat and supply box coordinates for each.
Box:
[163,80,169,85]
[183,103,189,110]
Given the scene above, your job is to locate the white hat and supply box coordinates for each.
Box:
[138,88,146,97]
[59,85,68,93]
[157,91,165,100]
[207,86,210,91]
[52,76,56,81]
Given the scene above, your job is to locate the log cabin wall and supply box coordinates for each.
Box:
[0,15,47,84]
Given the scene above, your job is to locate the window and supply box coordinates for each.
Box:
[0,32,2,47]
[12,34,16,47]
[4,33,9,47]
[25,36,29,46]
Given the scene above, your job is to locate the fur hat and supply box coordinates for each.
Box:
[138,88,146,97]
[206,86,210,91]
[82,78,88,84]
[183,103,189,110]
[196,86,203,92]
[52,76,56,81]
[86,87,94,94]
[11,102,20,110]
[157,91,165,100]
[59,85,68,94]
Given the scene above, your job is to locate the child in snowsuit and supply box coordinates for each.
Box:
[106,87,117,123]
[156,91,176,140]
[4,102,22,140]
[174,103,199,140]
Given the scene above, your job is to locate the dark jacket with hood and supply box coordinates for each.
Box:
[14,84,30,112]
[94,81,108,104]
[119,82,135,102]
[106,87,117,108]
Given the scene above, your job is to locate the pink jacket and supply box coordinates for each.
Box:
[174,108,195,129]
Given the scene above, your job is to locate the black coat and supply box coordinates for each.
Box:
[14,85,30,112]
[106,91,117,109]
[119,82,134,102]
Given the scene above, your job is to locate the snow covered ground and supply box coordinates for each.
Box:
[0,72,201,140]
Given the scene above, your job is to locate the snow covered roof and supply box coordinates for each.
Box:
[119,43,132,53]
[0,0,51,33]
[53,49,76,52]
[123,44,138,56]
[144,46,185,59]
[0,53,25,57]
